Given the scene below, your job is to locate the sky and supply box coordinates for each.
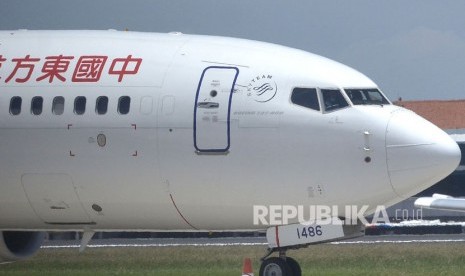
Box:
[1,0,465,100]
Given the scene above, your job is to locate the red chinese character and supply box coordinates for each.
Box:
[72,56,108,82]
[0,55,6,80]
[36,55,74,83]
[0,55,6,68]
[108,55,142,82]
[5,55,41,83]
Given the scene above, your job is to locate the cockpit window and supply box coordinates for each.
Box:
[345,88,390,105]
[291,88,320,111]
[321,89,349,112]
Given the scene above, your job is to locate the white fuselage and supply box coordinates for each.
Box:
[0,31,460,231]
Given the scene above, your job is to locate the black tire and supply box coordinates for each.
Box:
[286,257,302,276]
[259,257,292,276]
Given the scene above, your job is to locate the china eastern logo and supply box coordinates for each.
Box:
[247,74,277,103]
[0,54,142,84]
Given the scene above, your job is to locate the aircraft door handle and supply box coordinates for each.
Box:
[197,102,219,109]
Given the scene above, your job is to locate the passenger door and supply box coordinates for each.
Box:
[194,66,239,153]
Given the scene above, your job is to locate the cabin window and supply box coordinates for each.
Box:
[74,96,87,115]
[10,97,22,115]
[31,96,43,115]
[321,89,349,112]
[96,96,109,115]
[291,88,320,111]
[118,96,131,115]
[345,88,390,105]
[52,96,65,115]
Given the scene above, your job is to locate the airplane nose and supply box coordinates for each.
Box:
[386,109,461,198]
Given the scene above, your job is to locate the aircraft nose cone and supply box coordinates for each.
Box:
[386,109,461,198]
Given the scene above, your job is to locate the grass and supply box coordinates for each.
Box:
[2,243,465,275]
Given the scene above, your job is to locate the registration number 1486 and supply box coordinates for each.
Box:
[296,225,323,239]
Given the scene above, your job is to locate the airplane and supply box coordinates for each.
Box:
[415,193,465,212]
[0,30,460,276]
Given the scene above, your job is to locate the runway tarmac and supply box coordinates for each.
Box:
[42,234,465,249]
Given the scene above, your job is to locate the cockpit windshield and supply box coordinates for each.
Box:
[321,89,349,112]
[345,89,390,106]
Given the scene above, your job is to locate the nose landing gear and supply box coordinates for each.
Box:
[259,218,364,275]
[259,249,301,276]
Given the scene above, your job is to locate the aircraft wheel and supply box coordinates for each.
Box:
[286,257,301,276]
[259,257,292,276]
